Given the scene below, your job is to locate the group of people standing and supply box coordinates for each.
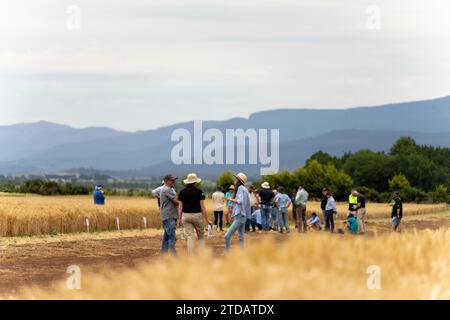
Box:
[152,172,404,256]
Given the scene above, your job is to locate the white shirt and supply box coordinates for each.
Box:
[212,191,225,211]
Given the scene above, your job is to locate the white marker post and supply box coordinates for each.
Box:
[116,216,120,231]
[85,218,90,233]
[143,216,148,229]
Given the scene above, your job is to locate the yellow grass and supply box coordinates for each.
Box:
[0,193,447,237]
[20,228,450,300]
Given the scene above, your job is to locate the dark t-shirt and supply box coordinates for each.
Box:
[321,197,328,210]
[259,189,275,206]
[391,198,403,219]
[357,194,366,209]
[178,184,206,213]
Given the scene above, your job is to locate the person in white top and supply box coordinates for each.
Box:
[212,186,225,231]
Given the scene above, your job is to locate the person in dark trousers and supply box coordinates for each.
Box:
[291,190,297,226]
[159,174,180,256]
[390,191,403,232]
[320,188,328,224]
[212,186,225,231]
[93,185,105,205]
[246,185,259,232]
[324,190,337,233]
[259,182,275,231]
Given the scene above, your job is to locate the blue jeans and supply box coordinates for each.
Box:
[278,208,289,231]
[261,205,271,230]
[224,216,247,250]
[324,210,335,233]
[161,218,177,255]
[271,207,278,230]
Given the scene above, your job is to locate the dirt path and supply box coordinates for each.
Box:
[1,212,450,297]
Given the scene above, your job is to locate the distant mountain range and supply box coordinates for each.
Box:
[1,95,450,179]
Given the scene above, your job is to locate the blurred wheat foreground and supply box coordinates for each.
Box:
[23,229,450,300]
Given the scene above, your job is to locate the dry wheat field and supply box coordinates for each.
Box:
[0,193,447,237]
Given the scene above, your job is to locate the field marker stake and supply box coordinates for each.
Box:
[116,216,120,231]
[143,216,148,229]
[85,218,90,233]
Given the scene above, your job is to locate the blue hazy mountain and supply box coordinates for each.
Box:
[1,95,449,176]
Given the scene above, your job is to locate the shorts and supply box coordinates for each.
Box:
[392,216,401,226]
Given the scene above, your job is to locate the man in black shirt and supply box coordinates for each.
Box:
[390,192,403,232]
[259,182,275,231]
[320,188,328,224]
[178,173,212,254]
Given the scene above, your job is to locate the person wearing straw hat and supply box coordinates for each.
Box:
[224,172,252,250]
[259,181,275,231]
[177,173,212,254]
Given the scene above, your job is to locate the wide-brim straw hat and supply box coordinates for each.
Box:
[234,172,248,185]
[183,173,202,185]
[261,181,270,189]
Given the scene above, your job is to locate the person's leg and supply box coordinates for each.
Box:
[324,211,330,231]
[295,206,302,233]
[261,206,269,231]
[238,217,246,247]
[182,214,195,255]
[301,206,307,233]
[161,220,169,254]
[245,218,250,232]
[167,218,177,255]
[193,213,205,251]
[284,211,289,232]
[277,209,284,232]
[358,209,366,233]
[219,211,224,231]
[272,208,279,231]
[224,217,241,250]
[214,211,219,227]
[330,212,335,233]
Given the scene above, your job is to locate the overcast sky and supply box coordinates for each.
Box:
[1,0,450,131]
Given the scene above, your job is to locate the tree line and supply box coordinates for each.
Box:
[217,137,450,203]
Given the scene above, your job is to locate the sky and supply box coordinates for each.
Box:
[1,0,450,131]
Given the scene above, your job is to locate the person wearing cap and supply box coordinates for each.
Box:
[224,185,235,227]
[295,184,309,233]
[274,187,292,233]
[160,174,180,256]
[224,173,252,250]
[390,191,403,232]
[93,185,105,205]
[177,173,212,254]
[259,182,275,231]
[152,180,165,208]
[212,186,225,231]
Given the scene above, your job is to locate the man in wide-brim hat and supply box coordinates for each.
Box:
[224,172,252,250]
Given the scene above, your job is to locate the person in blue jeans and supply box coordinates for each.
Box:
[258,182,275,231]
[271,188,279,231]
[159,174,180,256]
[224,173,251,250]
[275,187,292,233]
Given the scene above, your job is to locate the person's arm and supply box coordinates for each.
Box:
[230,187,243,204]
[286,197,292,209]
[200,200,212,225]
[178,201,183,227]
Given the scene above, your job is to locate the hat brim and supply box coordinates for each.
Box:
[234,175,246,185]
[183,178,202,185]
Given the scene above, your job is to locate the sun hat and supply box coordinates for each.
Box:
[183,173,202,185]
[261,182,270,189]
[234,172,248,185]
[229,185,235,190]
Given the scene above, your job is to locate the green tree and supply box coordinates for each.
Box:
[388,173,411,191]
[390,137,420,156]
[216,171,235,190]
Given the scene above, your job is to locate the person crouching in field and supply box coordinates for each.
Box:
[324,191,337,233]
[343,213,358,235]
[307,212,322,231]
[224,173,251,250]
[160,174,180,256]
[390,191,403,232]
[275,187,292,233]
[93,185,105,205]
[212,186,225,232]
[177,173,212,255]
